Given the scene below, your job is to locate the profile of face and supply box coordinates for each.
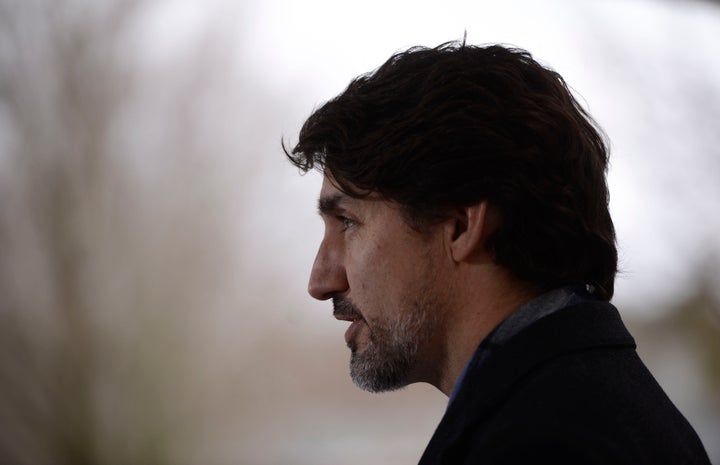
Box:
[309,175,449,392]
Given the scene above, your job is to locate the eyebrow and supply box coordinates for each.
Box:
[317,194,348,216]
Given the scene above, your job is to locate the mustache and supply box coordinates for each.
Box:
[332,296,365,321]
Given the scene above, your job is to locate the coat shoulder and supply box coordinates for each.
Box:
[422,303,712,465]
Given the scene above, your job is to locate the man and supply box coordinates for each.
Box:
[285,41,711,464]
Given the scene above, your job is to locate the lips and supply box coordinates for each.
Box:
[335,311,364,344]
[332,296,365,345]
[344,319,363,344]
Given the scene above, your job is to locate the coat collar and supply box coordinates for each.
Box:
[420,301,636,464]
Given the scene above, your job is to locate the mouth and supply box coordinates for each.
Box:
[334,310,365,345]
[333,312,360,322]
[332,297,365,345]
[343,319,365,345]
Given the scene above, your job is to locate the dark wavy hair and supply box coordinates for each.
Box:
[285,41,618,300]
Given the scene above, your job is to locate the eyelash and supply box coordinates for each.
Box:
[337,215,355,231]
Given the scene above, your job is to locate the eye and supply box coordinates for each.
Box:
[337,215,356,232]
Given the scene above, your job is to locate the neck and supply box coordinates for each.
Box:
[435,268,541,396]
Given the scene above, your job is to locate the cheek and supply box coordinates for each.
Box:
[347,238,388,290]
[346,225,432,307]
[346,246,398,319]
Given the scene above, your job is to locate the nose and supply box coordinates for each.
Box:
[308,237,348,300]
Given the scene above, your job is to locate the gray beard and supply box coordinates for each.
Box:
[348,304,432,393]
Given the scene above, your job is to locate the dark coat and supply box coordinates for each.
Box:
[419,301,711,465]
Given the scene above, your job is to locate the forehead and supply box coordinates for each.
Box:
[318,175,370,213]
[316,174,437,235]
[317,175,392,217]
[318,174,368,198]
[319,174,342,197]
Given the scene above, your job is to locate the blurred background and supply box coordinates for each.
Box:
[0,0,718,463]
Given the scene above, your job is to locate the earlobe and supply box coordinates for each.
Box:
[447,201,492,262]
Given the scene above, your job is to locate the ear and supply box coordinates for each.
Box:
[444,200,493,263]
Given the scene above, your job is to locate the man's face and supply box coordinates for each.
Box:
[309,175,449,392]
